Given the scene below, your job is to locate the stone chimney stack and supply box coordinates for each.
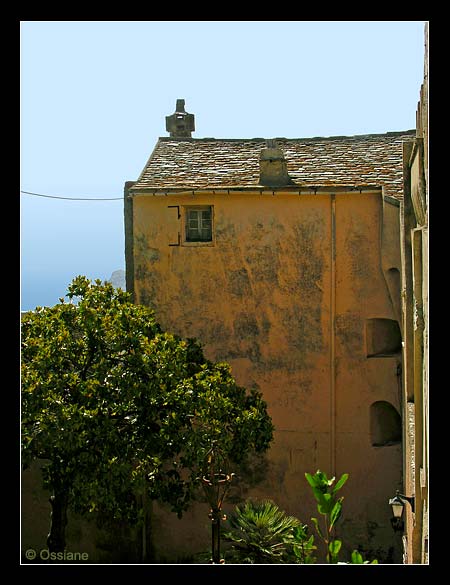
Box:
[259,139,293,186]
[165,99,195,138]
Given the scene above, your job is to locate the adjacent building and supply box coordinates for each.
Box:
[400,22,429,564]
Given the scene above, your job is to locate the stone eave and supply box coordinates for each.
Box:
[128,184,383,197]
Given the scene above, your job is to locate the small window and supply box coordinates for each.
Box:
[185,206,213,243]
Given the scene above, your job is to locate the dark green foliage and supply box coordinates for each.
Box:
[305,470,347,563]
[221,499,302,563]
[21,276,274,549]
[289,524,317,564]
[305,470,378,564]
[217,471,379,565]
[348,549,378,564]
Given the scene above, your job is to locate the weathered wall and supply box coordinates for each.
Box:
[400,21,428,565]
[21,461,98,563]
[21,461,143,563]
[131,190,403,562]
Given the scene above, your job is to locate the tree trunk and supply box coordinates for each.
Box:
[47,491,68,553]
[140,493,156,562]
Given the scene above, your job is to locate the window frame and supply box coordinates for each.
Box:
[182,205,215,246]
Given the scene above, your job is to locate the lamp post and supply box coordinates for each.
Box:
[200,443,234,564]
[389,490,415,532]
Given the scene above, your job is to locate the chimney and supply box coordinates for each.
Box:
[165,99,195,138]
[259,139,293,186]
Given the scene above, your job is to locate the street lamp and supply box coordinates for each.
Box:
[200,443,234,564]
[389,490,415,532]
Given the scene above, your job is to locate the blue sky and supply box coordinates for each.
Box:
[20,20,426,311]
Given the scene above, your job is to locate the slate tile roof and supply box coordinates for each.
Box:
[131,131,415,200]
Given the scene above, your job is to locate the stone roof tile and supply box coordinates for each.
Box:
[131,131,415,200]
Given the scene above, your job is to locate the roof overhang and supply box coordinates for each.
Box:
[128,184,384,197]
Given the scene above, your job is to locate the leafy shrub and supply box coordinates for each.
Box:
[222,499,302,563]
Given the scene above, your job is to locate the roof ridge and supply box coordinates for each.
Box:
[157,130,415,143]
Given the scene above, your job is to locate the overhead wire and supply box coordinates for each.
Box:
[20,190,122,201]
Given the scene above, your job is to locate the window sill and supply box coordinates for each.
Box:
[181,241,215,247]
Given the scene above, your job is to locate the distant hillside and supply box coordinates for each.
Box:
[108,269,126,290]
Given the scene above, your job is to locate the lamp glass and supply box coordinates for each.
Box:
[389,496,404,518]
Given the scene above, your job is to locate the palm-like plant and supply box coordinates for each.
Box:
[221,499,301,563]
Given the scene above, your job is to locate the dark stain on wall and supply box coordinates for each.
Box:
[260,313,272,340]
[135,233,148,252]
[335,312,363,356]
[278,305,324,356]
[188,316,234,357]
[136,209,326,372]
[228,268,252,297]
[146,248,161,263]
[264,355,296,373]
[297,308,324,353]
[225,340,262,364]
[292,219,325,296]
[244,342,263,364]
[345,230,373,283]
[245,243,281,284]
[271,220,286,233]
[139,286,158,311]
[135,233,161,263]
[215,220,237,241]
[136,268,166,318]
[135,263,148,282]
[206,320,232,346]
[233,313,260,338]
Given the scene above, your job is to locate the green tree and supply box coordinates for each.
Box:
[21,276,274,556]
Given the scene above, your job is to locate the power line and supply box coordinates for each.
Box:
[21,190,122,201]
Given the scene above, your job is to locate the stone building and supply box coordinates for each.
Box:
[124,99,416,562]
[400,22,429,564]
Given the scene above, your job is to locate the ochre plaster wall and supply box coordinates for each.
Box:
[131,191,402,562]
[21,461,143,563]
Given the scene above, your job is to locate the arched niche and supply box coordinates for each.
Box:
[370,401,402,447]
